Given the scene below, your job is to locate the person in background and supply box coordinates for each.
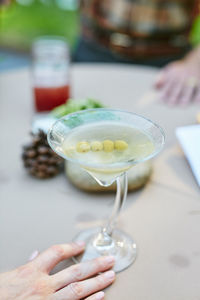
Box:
[75,0,200,105]
[0,242,115,300]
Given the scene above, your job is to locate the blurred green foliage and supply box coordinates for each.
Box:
[190,15,200,46]
[0,0,80,51]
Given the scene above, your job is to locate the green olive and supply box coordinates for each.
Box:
[114,140,128,151]
[91,141,103,151]
[103,140,114,152]
[76,142,90,153]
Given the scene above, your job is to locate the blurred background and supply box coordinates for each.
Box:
[0,0,79,49]
[0,0,79,70]
[1,0,200,71]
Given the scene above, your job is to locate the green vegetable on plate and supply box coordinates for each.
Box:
[51,98,105,118]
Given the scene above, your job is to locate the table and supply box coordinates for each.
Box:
[0,64,200,300]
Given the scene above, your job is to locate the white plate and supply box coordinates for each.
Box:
[176,125,200,187]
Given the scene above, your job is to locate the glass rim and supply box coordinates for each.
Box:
[32,35,68,45]
[47,108,165,169]
[32,36,69,55]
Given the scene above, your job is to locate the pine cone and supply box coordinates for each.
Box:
[22,130,63,179]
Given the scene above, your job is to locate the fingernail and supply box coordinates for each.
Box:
[104,270,115,280]
[29,250,39,261]
[96,291,105,300]
[75,241,85,247]
[155,72,164,83]
[103,255,115,265]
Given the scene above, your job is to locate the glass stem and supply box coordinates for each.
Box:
[103,172,128,236]
[93,172,128,250]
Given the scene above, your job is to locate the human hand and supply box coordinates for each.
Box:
[155,51,200,106]
[0,242,115,300]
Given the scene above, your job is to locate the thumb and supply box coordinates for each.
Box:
[154,71,167,89]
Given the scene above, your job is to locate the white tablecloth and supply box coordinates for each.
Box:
[0,64,200,300]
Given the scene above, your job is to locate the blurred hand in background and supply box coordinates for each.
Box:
[155,46,200,106]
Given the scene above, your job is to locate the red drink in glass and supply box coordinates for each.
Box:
[32,37,70,112]
[34,85,70,112]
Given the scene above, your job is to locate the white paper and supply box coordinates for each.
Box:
[176,125,200,187]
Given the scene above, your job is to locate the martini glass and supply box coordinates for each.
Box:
[48,109,165,272]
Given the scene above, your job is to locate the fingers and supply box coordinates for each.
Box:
[51,256,115,291]
[85,291,105,300]
[192,87,200,103]
[159,76,176,103]
[155,59,200,105]
[156,72,198,105]
[166,80,184,106]
[53,270,115,300]
[154,65,172,89]
[154,70,167,88]
[33,242,85,273]
[179,85,195,106]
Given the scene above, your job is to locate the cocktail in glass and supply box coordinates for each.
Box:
[48,109,165,272]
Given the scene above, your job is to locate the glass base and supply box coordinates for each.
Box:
[72,227,137,273]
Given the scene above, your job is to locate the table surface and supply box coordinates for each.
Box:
[1,64,200,300]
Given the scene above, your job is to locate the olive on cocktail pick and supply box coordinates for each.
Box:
[91,141,103,151]
[114,140,128,151]
[103,140,114,152]
[76,141,91,153]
